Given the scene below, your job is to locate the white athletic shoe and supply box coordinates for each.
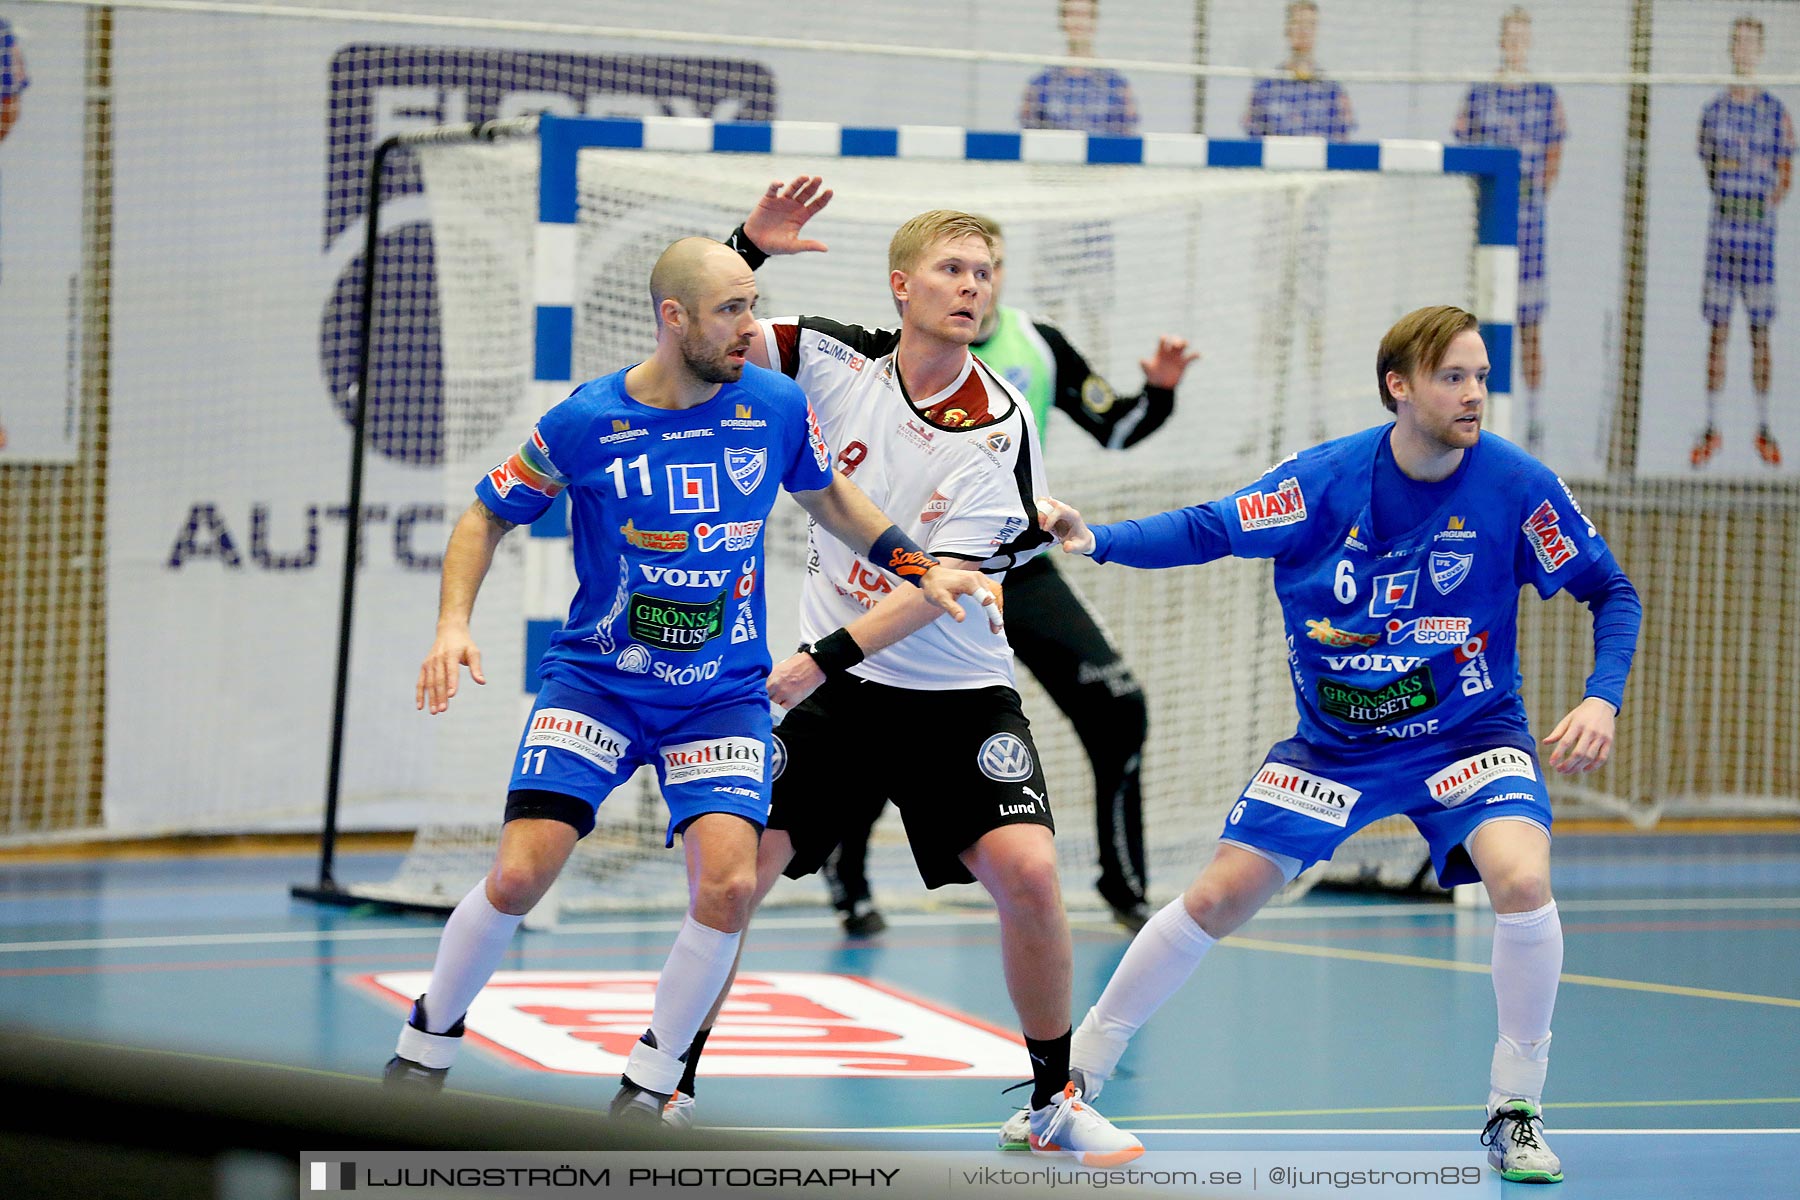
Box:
[1027,1083,1143,1167]
[1068,1012,1131,1102]
[1482,1100,1563,1184]
[998,1108,1031,1151]
[662,1090,696,1132]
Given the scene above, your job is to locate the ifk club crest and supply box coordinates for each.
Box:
[1429,550,1473,595]
[725,447,767,495]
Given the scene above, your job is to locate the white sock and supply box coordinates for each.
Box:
[1071,897,1216,1089]
[419,880,525,1033]
[623,1036,688,1098]
[1756,389,1771,428]
[1705,389,1720,428]
[1490,1037,1551,1116]
[1488,900,1561,1112]
[647,915,741,1064]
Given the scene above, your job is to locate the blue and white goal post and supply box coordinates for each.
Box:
[396,113,1519,915]
[519,112,1518,681]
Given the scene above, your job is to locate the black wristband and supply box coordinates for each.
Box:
[725,223,768,270]
[870,523,941,588]
[801,628,864,676]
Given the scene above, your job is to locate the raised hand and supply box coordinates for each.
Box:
[742,176,835,256]
[1140,335,1199,390]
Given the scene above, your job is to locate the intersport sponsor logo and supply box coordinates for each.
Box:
[694,519,763,553]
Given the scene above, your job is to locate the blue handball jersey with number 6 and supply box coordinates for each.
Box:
[474,363,834,705]
[1217,427,1609,746]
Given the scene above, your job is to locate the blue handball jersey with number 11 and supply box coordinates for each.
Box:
[474,363,834,706]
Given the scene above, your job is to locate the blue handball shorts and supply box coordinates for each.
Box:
[505,677,773,845]
[1220,730,1552,889]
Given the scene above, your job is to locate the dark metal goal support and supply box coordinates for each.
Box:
[293,118,537,910]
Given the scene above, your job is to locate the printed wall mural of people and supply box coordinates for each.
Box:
[1020,0,1140,136]
[1242,0,1355,141]
[1453,6,1568,453]
[1691,14,1793,469]
[0,14,29,450]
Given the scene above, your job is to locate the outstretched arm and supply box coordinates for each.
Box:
[1037,493,1235,567]
[729,176,834,371]
[790,474,1001,624]
[417,500,513,714]
[1042,322,1196,450]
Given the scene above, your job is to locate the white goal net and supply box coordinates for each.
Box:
[353,132,1479,917]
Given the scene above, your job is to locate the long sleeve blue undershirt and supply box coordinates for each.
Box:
[1088,454,1641,712]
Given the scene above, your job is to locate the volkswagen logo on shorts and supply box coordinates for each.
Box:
[977,733,1034,782]
[769,732,787,781]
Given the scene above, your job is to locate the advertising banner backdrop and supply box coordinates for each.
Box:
[0,4,84,463]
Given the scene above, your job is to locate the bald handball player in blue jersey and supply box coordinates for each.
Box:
[384,233,997,1125]
[1030,307,1641,1185]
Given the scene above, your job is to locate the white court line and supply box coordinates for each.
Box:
[1244,896,1800,919]
[2,896,1797,954]
[0,913,964,953]
[0,883,305,903]
[1555,896,1800,913]
[0,927,450,953]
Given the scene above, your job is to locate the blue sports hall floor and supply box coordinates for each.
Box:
[1,828,1796,1197]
